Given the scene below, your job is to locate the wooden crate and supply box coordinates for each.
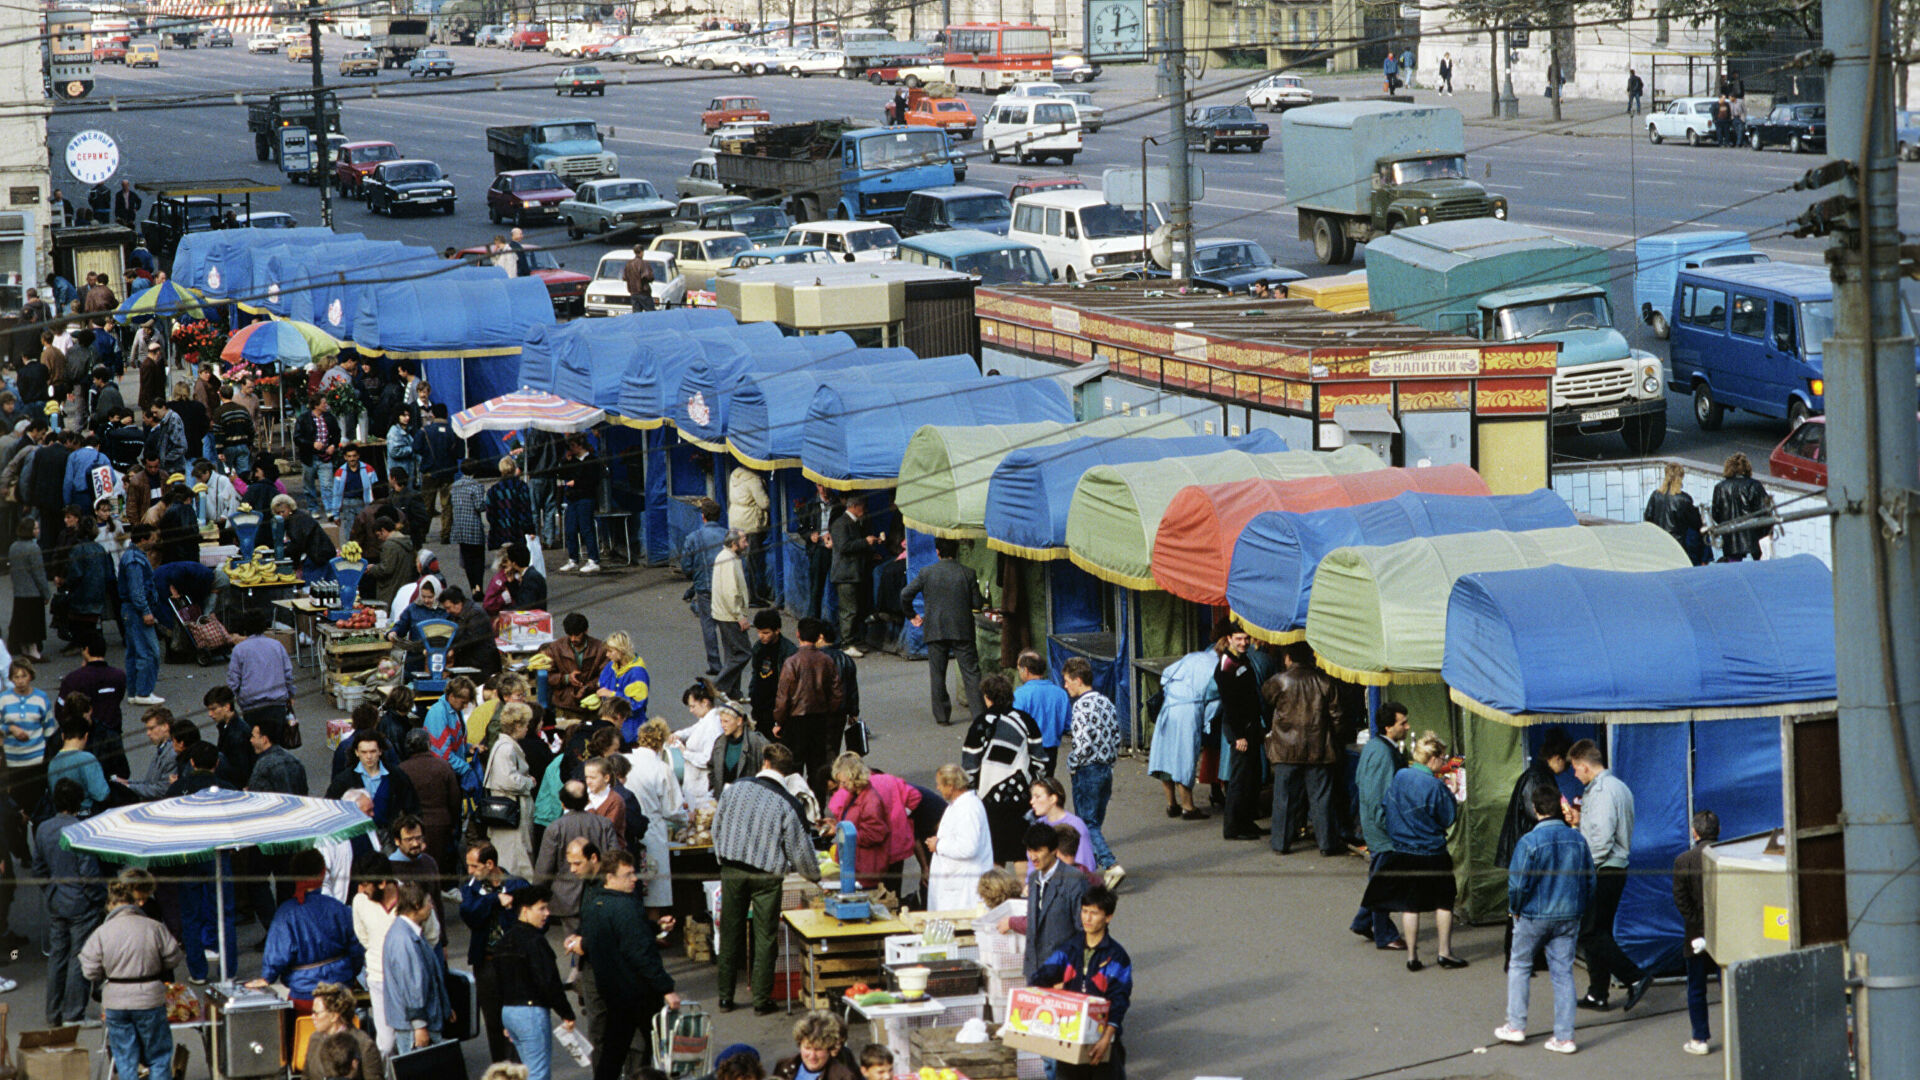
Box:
[800,937,887,1010]
[907,1026,1017,1080]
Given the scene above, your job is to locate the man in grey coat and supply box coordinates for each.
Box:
[1011,823,1088,982]
[827,498,877,656]
[531,780,624,929]
[900,538,987,726]
[35,778,106,1025]
[80,868,185,1080]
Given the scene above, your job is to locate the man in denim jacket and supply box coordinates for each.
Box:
[1494,785,1594,1054]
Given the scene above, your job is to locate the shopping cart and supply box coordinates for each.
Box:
[166,595,230,667]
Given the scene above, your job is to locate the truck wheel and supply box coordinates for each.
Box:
[905,75,922,88]
[1788,397,1812,428]
[1648,124,1662,144]
[1692,383,1725,430]
[988,142,1003,163]
[1621,413,1667,454]
[1650,311,1670,339]
[1073,71,1090,83]
[1311,215,1351,265]
[1059,152,1075,165]
[868,72,881,84]
[255,133,271,162]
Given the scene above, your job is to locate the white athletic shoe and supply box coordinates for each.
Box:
[1544,1039,1578,1055]
[1493,1026,1526,1045]
[557,560,579,573]
[578,560,601,574]
[1683,1041,1711,1056]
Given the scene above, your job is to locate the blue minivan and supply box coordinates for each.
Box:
[1633,230,1770,339]
[1667,262,1920,429]
[897,229,1052,284]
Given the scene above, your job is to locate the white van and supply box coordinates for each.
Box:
[982,98,1083,166]
[1007,190,1166,282]
[784,220,900,261]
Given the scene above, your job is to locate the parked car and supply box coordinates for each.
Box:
[1189,104,1268,152]
[205,26,233,46]
[246,32,279,53]
[721,245,835,270]
[276,24,307,46]
[487,169,575,225]
[897,185,1013,237]
[406,48,454,76]
[127,43,158,66]
[708,122,774,148]
[1246,72,1313,111]
[663,195,750,232]
[554,64,606,95]
[93,41,127,63]
[232,210,298,228]
[1005,82,1068,100]
[286,39,314,62]
[508,24,549,50]
[1646,96,1718,145]
[1768,414,1920,485]
[1175,238,1304,294]
[455,244,590,314]
[1747,102,1826,153]
[1008,190,1165,281]
[783,221,901,262]
[1008,175,1085,202]
[475,24,507,46]
[338,48,379,75]
[560,177,676,238]
[584,249,686,314]
[781,49,845,76]
[362,159,457,215]
[983,98,1082,166]
[898,230,1052,284]
[697,203,793,246]
[702,95,770,133]
[1058,91,1103,133]
[334,140,402,196]
[1901,110,1920,160]
[647,231,754,282]
[1052,54,1100,83]
[677,154,724,199]
[903,92,977,139]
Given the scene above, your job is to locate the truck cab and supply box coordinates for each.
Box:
[487,118,617,184]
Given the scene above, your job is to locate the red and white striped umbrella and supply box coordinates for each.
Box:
[452,388,606,439]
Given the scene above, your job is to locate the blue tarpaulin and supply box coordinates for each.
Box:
[172,227,340,303]
[352,276,555,357]
[801,377,1073,489]
[983,432,1287,559]
[728,356,982,469]
[284,241,437,330]
[617,333,710,427]
[678,343,950,450]
[1443,557,1836,717]
[1226,490,1577,642]
[251,236,445,319]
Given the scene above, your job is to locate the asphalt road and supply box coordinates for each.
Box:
[61,41,1920,471]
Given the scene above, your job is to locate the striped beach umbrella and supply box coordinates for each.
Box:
[114,279,208,324]
[221,318,342,367]
[61,788,374,865]
[452,387,606,439]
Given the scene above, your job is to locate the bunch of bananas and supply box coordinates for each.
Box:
[341,541,363,562]
[524,652,553,671]
[226,548,295,587]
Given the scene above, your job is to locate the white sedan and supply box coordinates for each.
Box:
[1646,96,1720,145]
[1247,73,1312,111]
[779,48,844,76]
[247,33,279,53]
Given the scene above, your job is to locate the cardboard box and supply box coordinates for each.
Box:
[494,610,553,651]
[999,1029,1096,1067]
[1002,987,1107,1046]
[18,1028,89,1080]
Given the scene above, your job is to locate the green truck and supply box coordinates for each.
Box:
[247,90,342,177]
[1367,220,1668,454]
[1279,100,1507,265]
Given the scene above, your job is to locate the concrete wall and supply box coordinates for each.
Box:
[1551,458,1830,565]
[0,0,52,291]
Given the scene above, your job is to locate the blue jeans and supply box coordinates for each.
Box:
[502,1005,552,1080]
[1507,915,1580,1043]
[201,434,216,462]
[106,1006,173,1080]
[564,500,598,562]
[1070,761,1117,870]
[1686,950,1714,1041]
[46,909,101,1023]
[302,460,324,514]
[529,478,560,547]
[121,607,160,696]
[179,865,239,981]
[222,444,251,478]
[1349,850,1404,946]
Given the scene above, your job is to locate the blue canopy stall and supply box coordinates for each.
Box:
[283,242,438,331]
[1225,489,1578,644]
[672,337,820,451]
[246,235,428,318]
[801,377,1074,490]
[171,227,339,308]
[1442,556,1836,973]
[725,354,955,471]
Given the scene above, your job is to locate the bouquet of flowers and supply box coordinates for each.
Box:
[324,378,364,422]
[1432,755,1468,804]
[171,320,229,368]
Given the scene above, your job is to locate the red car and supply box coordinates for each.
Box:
[1769,414,1920,486]
[701,95,771,134]
[454,244,589,315]
[333,140,402,197]
[93,42,128,63]
[509,24,549,50]
[487,170,575,226]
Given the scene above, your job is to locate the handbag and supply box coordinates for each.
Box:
[474,795,520,829]
[386,1036,462,1080]
[844,718,872,756]
[281,712,303,749]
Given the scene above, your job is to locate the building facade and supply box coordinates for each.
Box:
[0,0,52,312]
[1414,1,1716,103]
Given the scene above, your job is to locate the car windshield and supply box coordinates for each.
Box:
[954,247,1050,284]
[724,207,788,231]
[597,181,657,201]
[1494,295,1613,339]
[249,216,295,229]
[1194,242,1272,272]
[1204,105,1256,121]
[353,145,398,163]
[574,65,600,74]
[387,163,442,183]
[524,250,561,271]
[536,122,596,143]
[1034,103,1077,125]
[948,195,1011,223]
[936,101,968,112]
[1387,155,1468,183]
[419,49,446,58]
[858,131,948,169]
[1794,106,1826,121]
[705,236,755,259]
[1080,202,1160,238]
[845,227,900,252]
[513,172,563,191]
[595,256,631,280]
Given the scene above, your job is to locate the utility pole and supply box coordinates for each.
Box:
[307,0,333,228]
[1821,0,1920,1072]
[1487,19,1498,118]
[1160,0,1192,280]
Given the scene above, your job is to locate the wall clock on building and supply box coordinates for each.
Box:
[1085,0,1147,62]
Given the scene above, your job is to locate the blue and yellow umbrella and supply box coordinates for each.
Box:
[114,279,209,324]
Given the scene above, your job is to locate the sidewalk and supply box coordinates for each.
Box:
[1294,70,1643,137]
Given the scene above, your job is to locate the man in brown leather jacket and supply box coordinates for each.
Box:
[773,616,844,799]
[1261,642,1346,856]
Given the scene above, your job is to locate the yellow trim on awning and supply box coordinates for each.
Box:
[1448,688,1839,727]
[680,432,728,454]
[1232,611,1305,646]
[900,517,987,540]
[1314,656,1444,687]
[609,416,666,430]
[356,345,522,360]
[985,538,1069,561]
[725,442,800,471]
[802,468,897,492]
[1066,549,1159,592]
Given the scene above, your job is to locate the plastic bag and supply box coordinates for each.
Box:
[555,1023,593,1068]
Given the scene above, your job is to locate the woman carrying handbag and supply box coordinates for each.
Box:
[482,703,538,877]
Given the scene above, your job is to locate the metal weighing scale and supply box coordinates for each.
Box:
[826,820,872,922]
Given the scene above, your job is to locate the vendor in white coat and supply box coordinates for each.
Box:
[926,762,994,912]
[625,718,686,921]
[671,679,727,810]
[726,466,769,602]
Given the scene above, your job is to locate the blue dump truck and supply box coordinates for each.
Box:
[486,118,618,185]
[1368,220,1669,454]
[715,120,957,223]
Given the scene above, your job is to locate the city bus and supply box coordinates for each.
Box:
[894,22,1051,93]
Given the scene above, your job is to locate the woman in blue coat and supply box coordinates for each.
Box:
[1145,648,1220,820]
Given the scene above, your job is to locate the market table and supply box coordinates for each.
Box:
[782,908,912,1013]
[272,597,329,669]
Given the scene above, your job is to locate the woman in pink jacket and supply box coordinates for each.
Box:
[828,752,922,900]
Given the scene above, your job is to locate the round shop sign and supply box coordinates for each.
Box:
[687,391,711,427]
[207,267,222,291]
[327,298,344,327]
[65,130,120,185]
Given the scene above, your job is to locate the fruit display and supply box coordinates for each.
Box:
[225,548,297,587]
[334,606,379,630]
[843,983,902,1007]
[917,1069,961,1080]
